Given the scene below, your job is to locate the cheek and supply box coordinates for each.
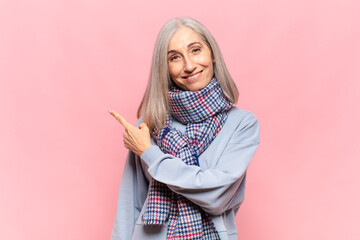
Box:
[168,64,182,78]
[197,54,213,67]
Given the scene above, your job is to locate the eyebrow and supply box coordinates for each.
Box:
[168,41,203,54]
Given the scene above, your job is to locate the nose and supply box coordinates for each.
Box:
[183,56,196,73]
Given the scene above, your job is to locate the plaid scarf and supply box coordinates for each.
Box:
[142,78,233,239]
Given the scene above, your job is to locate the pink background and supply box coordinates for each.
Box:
[1,0,359,239]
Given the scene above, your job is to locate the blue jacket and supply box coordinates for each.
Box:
[110,107,260,240]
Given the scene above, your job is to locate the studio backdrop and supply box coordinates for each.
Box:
[0,0,359,239]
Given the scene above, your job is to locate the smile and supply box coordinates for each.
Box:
[183,71,202,81]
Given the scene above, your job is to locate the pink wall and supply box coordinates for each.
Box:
[1,0,359,239]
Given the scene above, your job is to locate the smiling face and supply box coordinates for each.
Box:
[167,27,214,91]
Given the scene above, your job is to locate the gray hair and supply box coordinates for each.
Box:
[137,17,239,131]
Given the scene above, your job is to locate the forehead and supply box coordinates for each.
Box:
[168,27,205,50]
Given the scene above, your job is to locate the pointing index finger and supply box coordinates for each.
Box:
[109,110,131,130]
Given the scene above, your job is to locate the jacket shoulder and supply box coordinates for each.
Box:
[228,107,258,125]
[226,107,260,144]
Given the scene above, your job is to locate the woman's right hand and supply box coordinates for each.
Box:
[109,110,152,157]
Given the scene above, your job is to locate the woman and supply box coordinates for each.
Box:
[109,17,260,240]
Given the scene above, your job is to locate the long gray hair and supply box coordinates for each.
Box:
[137,17,239,131]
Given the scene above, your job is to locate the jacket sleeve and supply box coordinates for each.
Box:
[110,151,148,240]
[140,112,259,216]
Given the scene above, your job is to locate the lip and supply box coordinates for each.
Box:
[182,70,203,81]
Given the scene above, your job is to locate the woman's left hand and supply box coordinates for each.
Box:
[109,110,152,157]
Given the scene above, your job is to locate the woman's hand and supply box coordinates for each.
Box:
[109,110,152,157]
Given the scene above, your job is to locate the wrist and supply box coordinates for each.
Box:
[139,143,152,156]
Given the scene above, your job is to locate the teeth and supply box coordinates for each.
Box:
[187,72,200,80]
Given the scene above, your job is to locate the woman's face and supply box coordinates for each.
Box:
[167,27,214,91]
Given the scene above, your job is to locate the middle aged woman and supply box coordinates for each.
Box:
[109,17,260,240]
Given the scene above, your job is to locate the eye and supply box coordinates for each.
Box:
[192,48,201,53]
[169,55,181,62]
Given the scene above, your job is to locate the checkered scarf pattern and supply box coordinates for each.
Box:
[142,78,233,239]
